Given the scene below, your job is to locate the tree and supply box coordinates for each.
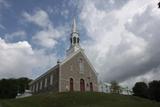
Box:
[132,82,148,98]
[16,77,31,94]
[148,80,160,101]
[110,81,121,94]
[0,77,32,99]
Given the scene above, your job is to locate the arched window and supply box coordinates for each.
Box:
[70,78,74,91]
[79,58,84,73]
[36,83,39,92]
[70,38,72,43]
[50,75,53,85]
[73,37,76,44]
[80,79,85,92]
[90,82,93,92]
[77,38,79,43]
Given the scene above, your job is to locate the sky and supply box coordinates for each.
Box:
[0,0,160,88]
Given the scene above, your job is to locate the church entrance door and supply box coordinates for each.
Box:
[70,78,74,91]
[80,79,85,92]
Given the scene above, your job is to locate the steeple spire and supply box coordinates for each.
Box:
[70,18,79,46]
[72,18,77,33]
[66,18,81,56]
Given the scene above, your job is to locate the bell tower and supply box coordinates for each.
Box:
[66,18,81,56]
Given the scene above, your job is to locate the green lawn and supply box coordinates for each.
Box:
[1,92,160,107]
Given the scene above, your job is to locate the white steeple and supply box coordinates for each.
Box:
[66,18,81,56]
[72,18,77,33]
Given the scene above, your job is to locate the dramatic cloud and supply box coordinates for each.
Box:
[0,37,57,79]
[4,30,26,42]
[0,0,160,89]
[79,0,160,86]
[23,9,64,48]
[0,8,66,79]
[0,38,34,78]
[23,10,51,28]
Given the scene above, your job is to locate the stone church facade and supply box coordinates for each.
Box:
[29,19,98,93]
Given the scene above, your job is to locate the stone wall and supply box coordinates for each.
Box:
[59,51,98,92]
[29,65,59,94]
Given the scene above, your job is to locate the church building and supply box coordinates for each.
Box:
[29,19,98,93]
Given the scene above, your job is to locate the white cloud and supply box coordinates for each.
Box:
[4,30,26,42]
[120,67,160,89]
[1,0,159,89]
[61,9,69,19]
[79,0,160,86]
[0,38,34,78]
[23,9,51,28]
[32,27,61,48]
[23,9,65,48]
[0,37,57,79]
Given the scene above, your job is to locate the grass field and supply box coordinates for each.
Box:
[0,92,160,107]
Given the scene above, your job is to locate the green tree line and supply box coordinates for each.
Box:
[133,80,160,102]
[0,77,32,99]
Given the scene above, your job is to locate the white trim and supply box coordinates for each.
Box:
[40,81,43,90]
[45,78,47,88]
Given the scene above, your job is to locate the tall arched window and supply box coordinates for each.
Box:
[90,82,93,92]
[70,78,74,91]
[79,58,84,73]
[80,79,85,92]
[73,37,76,44]
[50,75,53,85]
[70,38,72,43]
[36,82,39,92]
[77,38,79,43]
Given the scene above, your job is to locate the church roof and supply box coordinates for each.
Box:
[29,64,59,85]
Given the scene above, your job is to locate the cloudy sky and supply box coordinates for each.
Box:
[0,0,160,88]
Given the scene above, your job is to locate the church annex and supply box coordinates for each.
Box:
[29,19,98,93]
